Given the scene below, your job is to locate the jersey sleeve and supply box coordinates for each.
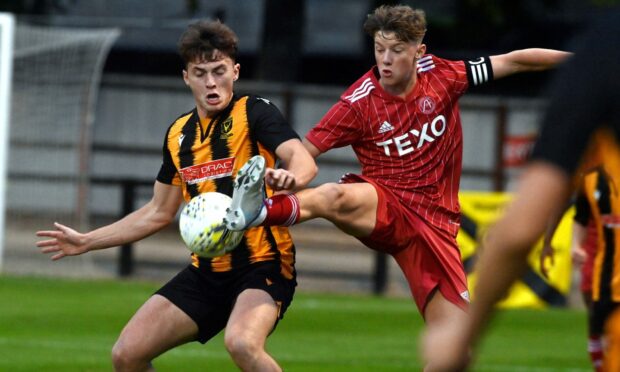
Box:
[305,100,363,153]
[156,126,182,185]
[425,55,493,97]
[247,96,300,152]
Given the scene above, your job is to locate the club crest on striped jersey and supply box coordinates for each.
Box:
[220,117,233,139]
[417,96,436,114]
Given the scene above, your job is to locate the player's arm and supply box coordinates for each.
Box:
[490,49,572,79]
[36,181,183,260]
[267,139,318,192]
[302,100,362,158]
[302,139,322,159]
[249,96,318,192]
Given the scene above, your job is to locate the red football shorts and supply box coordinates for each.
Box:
[340,174,469,315]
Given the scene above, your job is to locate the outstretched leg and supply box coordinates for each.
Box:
[225,157,378,237]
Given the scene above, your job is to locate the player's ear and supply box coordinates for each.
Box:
[233,63,240,82]
[416,44,427,59]
[182,69,189,85]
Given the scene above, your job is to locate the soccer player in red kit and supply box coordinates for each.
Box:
[226,4,570,341]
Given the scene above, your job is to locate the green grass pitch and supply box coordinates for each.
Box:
[0,275,591,371]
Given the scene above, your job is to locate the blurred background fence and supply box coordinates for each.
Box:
[1,71,547,298]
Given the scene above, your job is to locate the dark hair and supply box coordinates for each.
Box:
[178,20,238,66]
[363,5,427,44]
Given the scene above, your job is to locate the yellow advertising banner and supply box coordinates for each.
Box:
[458,191,574,308]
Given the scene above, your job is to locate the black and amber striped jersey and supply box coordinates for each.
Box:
[576,130,620,302]
[157,94,299,277]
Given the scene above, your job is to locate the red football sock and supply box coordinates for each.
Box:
[588,334,603,372]
[262,194,300,226]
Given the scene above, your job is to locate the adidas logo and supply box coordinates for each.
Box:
[378,121,394,134]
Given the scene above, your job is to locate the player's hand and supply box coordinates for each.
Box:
[539,243,555,279]
[265,168,296,191]
[36,222,89,260]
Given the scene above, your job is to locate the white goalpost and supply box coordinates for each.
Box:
[0,13,14,272]
[1,19,120,276]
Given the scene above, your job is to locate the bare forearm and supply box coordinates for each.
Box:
[491,49,572,78]
[276,138,318,191]
[286,155,317,190]
[84,202,173,252]
[511,48,572,71]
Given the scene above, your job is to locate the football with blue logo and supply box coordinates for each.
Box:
[179,192,243,257]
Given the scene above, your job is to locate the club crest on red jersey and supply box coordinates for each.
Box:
[417,96,436,114]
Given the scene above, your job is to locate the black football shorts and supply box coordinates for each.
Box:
[155,260,296,343]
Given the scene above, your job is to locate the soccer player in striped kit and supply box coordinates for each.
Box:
[37,20,316,371]
[225,3,570,363]
[540,144,609,372]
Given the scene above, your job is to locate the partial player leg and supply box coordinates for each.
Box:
[111,294,198,371]
[224,289,281,372]
[604,308,620,372]
[225,155,266,230]
[423,290,470,372]
[584,292,604,372]
[263,182,379,236]
[225,155,379,236]
[296,182,378,236]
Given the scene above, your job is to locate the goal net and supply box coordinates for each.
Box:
[1,19,120,276]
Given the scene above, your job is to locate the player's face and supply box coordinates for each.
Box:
[183,53,240,118]
[374,31,425,96]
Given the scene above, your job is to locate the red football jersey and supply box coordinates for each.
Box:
[306,54,492,235]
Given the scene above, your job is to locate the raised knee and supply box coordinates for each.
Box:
[316,183,346,209]
[112,339,148,372]
[111,341,131,371]
[318,182,345,197]
[224,333,261,362]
